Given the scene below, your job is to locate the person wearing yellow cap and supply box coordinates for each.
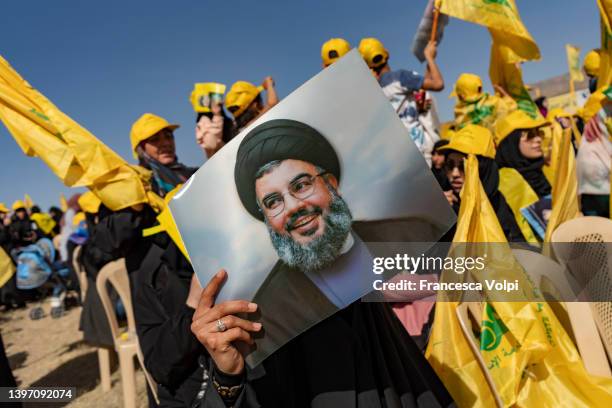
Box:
[452,73,518,132]
[358,37,444,164]
[439,125,525,242]
[584,49,601,93]
[8,200,37,249]
[130,113,197,198]
[321,38,351,68]
[494,111,551,242]
[225,77,279,133]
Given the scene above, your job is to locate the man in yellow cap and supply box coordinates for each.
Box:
[225,77,279,134]
[584,49,601,93]
[130,113,197,198]
[321,38,351,68]
[452,73,517,132]
[439,124,525,242]
[8,200,36,249]
[358,37,444,164]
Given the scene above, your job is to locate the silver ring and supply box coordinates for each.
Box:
[216,319,227,332]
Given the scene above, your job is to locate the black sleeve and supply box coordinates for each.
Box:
[133,267,203,389]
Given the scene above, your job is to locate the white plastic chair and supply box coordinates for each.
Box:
[96,258,159,407]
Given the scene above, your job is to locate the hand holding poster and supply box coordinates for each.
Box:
[170,50,456,367]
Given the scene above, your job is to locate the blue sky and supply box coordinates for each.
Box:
[0,0,600,210]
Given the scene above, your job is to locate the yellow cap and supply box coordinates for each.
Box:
[0,202,9,213]
[225,81,264,119]
[584,50,601,77]
[321,38,351,67]
[358,38,389,69]
[546,108,572,122]
[72,212,86,228]
[450,73,483,103]
[494,110,549,145]
[189,82,226,113]
[439,122,456,141]
[78,191,102,214]
[12,200,25,211]
[130,113,179,159]
[439,124,496,159]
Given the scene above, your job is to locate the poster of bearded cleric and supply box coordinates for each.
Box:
[170,50,456,367]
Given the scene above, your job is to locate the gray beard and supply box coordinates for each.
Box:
[265,193,353,272]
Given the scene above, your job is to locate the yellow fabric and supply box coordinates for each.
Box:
[24,194,33,209]
[0,54,154,211]
[597,1,612,90]
[451,73,484,102]
[225,81,264,119]
[321,38,351,66]
[78,191,101,214]
[11,200,25,211]
[498,167,539,244]
[129,113,179,158]
[357,38,389,69]
[566,45,585,82]
[426,154,501,408]
[0,202,9,213]
[72,211,86,228]
[30,213,56,235]
[494,110,549,146]
[439,124,496,159]
[189,83,226,113]
[142,185,190,262]
[427,153,612,407]
[60,193,68,212]
[584,49,602,78]
[454,92,517,132]
[438,0,540,62]
[439,122,457,140]
[489,39,541,121]
[544,128,580,242]
[0,247,15,289]
[580,88,609,122]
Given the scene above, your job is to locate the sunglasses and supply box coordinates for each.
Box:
[444,157,465,173]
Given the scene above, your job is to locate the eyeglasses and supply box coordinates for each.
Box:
[444,157,465,173]
[259,172,327,218]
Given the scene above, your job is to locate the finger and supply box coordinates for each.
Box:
[220,327,254,346]
[208,316,262,334]
[203,300,258,323]
[198,269,227,310]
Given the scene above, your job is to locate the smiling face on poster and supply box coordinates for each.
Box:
[170,50,455,366]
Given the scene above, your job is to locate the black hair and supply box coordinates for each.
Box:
[433,140,449,153]
[234,95,263,133]
[30,205,41,214]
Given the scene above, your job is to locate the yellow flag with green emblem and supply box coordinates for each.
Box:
[566,44,585,82]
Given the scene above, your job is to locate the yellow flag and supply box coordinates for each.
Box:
[566,44,585,82]
[0,247,15,289]
[24,194,33,209]
[438,0,540,61]
[0,55,151,211]
[597,0,612,90]
[544,127,580,242]
[60,193,68,212]
[30,212,57,236]
[426,154,503,408]
[427,155,612,406]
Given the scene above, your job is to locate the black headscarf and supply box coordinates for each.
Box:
[137,147,197,198]
[495,130,551,198]
[234,119,341,221]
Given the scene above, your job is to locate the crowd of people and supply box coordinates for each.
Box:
[1,12,612,407]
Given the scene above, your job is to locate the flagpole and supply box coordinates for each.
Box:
[430,7,440,42]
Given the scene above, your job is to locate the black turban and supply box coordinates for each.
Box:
[234,119,341,221]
